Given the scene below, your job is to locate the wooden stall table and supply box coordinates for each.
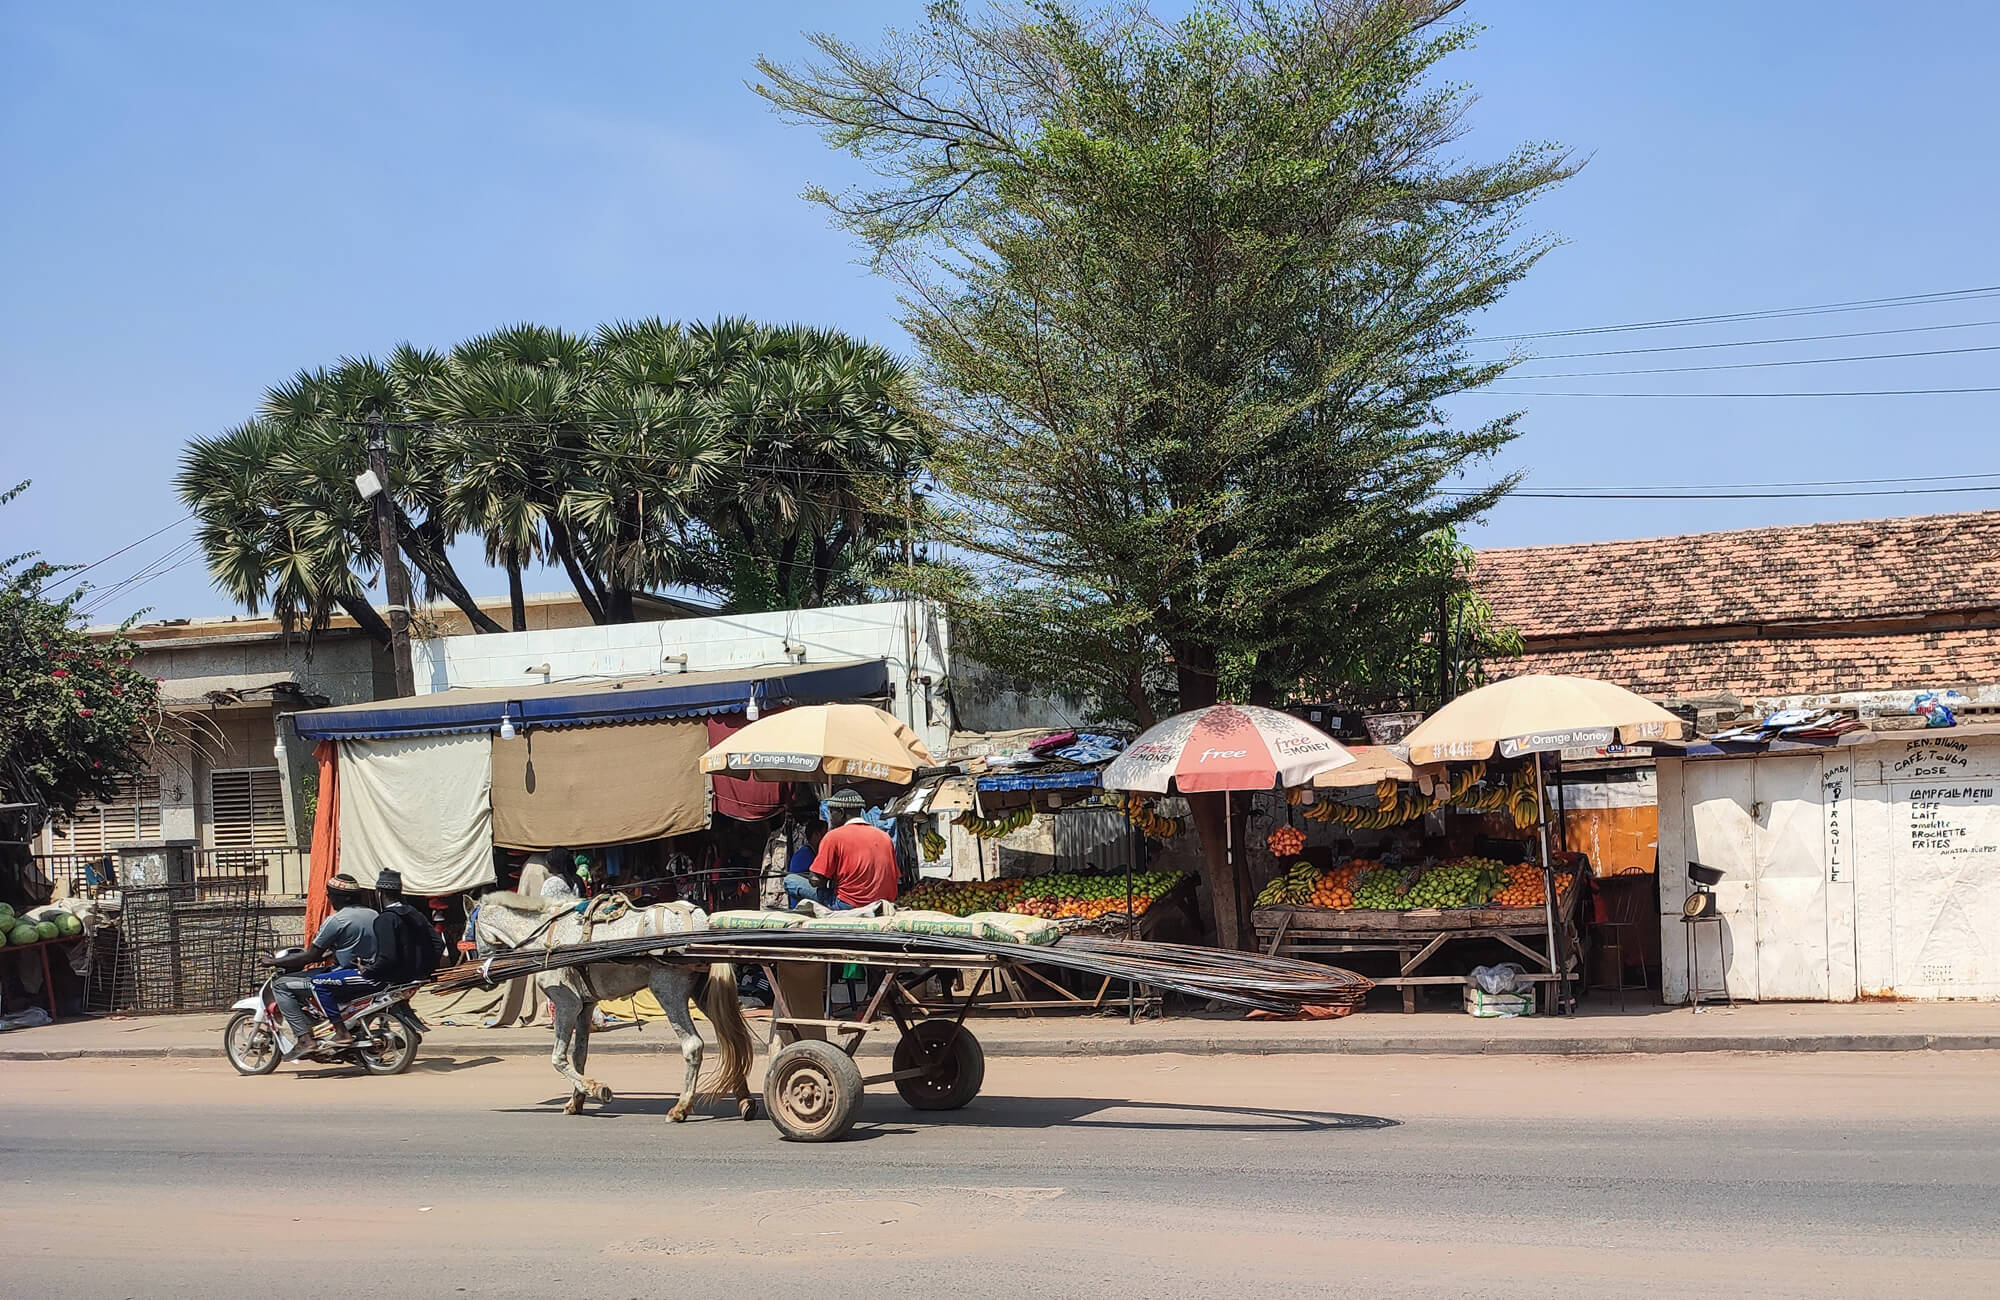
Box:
[1253,860,1586,1013]
[4,933,83,1020]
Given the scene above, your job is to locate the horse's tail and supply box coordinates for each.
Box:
[699,961,754,1102]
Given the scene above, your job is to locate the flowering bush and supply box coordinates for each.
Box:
[1,484,166,824]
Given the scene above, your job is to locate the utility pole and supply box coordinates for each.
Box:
[367,414,416,698]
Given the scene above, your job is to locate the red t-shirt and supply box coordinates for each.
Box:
[810,822,899,906]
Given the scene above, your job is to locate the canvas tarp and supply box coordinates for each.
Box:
[491,720,709,850]
[337,734,496,894]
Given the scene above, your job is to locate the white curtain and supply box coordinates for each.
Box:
[337,734,495,894]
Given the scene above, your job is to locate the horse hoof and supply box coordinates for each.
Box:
[668,1109,690,1124]
[739,1099,758,1121]
[563,1095,586,1116]
[590,1083,614,1103]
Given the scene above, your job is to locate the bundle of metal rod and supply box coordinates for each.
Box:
[430,927,1371,1014]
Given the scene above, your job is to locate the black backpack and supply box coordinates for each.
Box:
[367,902,445,983]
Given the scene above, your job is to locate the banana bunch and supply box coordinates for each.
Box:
[1254,860,1321,907]
[1106,791,1185,840]
[1506,767,1544,829]
[954,808,1035,839]
[920,828,948,859]
[1444,761,1487,802]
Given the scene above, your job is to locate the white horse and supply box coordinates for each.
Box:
[472,892,757,1123]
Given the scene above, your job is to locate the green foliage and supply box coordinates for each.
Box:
[0,483,167,824]
[759,0,1569,721]
[176,321,932,636]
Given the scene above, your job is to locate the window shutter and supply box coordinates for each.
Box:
[210,769,287,850]
[53,776,160,854]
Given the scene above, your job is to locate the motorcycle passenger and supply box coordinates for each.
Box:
[272,872,380,1058]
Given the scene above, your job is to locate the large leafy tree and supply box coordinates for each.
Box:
[758,0,1572,945]
[177,320,930,636]
[0,484,166,830]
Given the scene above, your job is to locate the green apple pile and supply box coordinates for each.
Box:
[901,870,1188,921]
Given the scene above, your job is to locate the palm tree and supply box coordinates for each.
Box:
[179,319,933,640]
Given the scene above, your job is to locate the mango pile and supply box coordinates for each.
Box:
[1256,856,1560,912]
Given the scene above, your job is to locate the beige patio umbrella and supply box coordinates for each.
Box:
[699,703,936,784]
[1402,674,1688,766]
[1400,675,1689,1014]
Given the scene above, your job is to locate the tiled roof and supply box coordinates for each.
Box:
[1473,510,2000,697]
[1475,509,2000,638]
[1506,629,2000,699]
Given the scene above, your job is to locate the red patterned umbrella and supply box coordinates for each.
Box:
[1102,704,1354,793]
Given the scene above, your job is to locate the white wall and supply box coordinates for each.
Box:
[414,600,954,762]
[1659,731,2000,1002]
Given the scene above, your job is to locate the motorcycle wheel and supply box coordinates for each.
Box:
[223,1010,282,1076]
[355,1011,418,1075]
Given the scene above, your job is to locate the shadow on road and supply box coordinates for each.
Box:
[498,1091,1398,1136]
[410,1054,505,1074]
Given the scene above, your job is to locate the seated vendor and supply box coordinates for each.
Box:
[784,789,898,911]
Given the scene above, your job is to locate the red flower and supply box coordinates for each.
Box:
[79,709,95,718]
[51,668,69,678]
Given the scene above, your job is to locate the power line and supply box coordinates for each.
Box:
[1456,385,2000,398]
[41,514,193,591]
[1443,483,2000,501]
[1475,284,2000,343]
[1468,317,2000,362]
[1492,469,2000,492]
[1496,341,2000,380]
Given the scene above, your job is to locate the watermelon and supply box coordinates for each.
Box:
[0,903,13,923]
[35,920,59,941]
[58,913,83,937]
[6,925,34,946]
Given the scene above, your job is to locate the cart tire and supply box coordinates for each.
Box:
[763,1040,864,1142]
[223,1011,281,1076]
[892,1019,984,1111]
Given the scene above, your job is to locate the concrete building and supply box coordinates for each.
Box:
[38,591,691,899]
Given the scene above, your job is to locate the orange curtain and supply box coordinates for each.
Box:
[302,740,340,941]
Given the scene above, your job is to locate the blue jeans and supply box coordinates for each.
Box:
[782,874,854,910]
[309,968,380,1026]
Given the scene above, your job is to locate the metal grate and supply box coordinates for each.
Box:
[115,878,265,1012]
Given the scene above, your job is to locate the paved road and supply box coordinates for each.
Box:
[5,1048,1997,1298]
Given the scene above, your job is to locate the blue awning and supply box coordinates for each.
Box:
[294,659,892,741]
[975,769,1105,793]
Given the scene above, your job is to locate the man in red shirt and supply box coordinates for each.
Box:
[785,789,899,910]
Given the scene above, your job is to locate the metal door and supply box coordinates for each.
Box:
[1751,756,1831,1000]
[1679,760,1758,1000]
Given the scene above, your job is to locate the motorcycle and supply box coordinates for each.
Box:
[223,947,427,1076]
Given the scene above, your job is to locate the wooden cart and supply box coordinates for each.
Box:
[681,942,1004,1142]
[1252,863,1586,1013]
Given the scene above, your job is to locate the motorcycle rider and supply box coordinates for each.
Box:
[272,871,379,1059]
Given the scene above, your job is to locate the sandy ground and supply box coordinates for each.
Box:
[5,1050,1999,1298]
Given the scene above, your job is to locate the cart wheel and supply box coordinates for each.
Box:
[763,1040,865,1142]
[892,1019,985,1111]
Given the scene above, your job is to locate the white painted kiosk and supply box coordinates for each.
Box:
[1657,725,2000,1002]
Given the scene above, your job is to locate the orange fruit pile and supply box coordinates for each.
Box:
[1266,825,1307,856]
[1308,861,1369,908]
[1489,863,1572,908]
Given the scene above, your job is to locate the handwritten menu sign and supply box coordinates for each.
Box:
[1901,785,2000,860]
[1890,738,1974,781]
[1822,760,1850,882]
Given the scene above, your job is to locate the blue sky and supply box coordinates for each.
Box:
[4,1,1995,624]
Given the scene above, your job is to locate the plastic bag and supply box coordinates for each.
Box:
[1472,962,1526,995]
[1915,690,1969,728]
